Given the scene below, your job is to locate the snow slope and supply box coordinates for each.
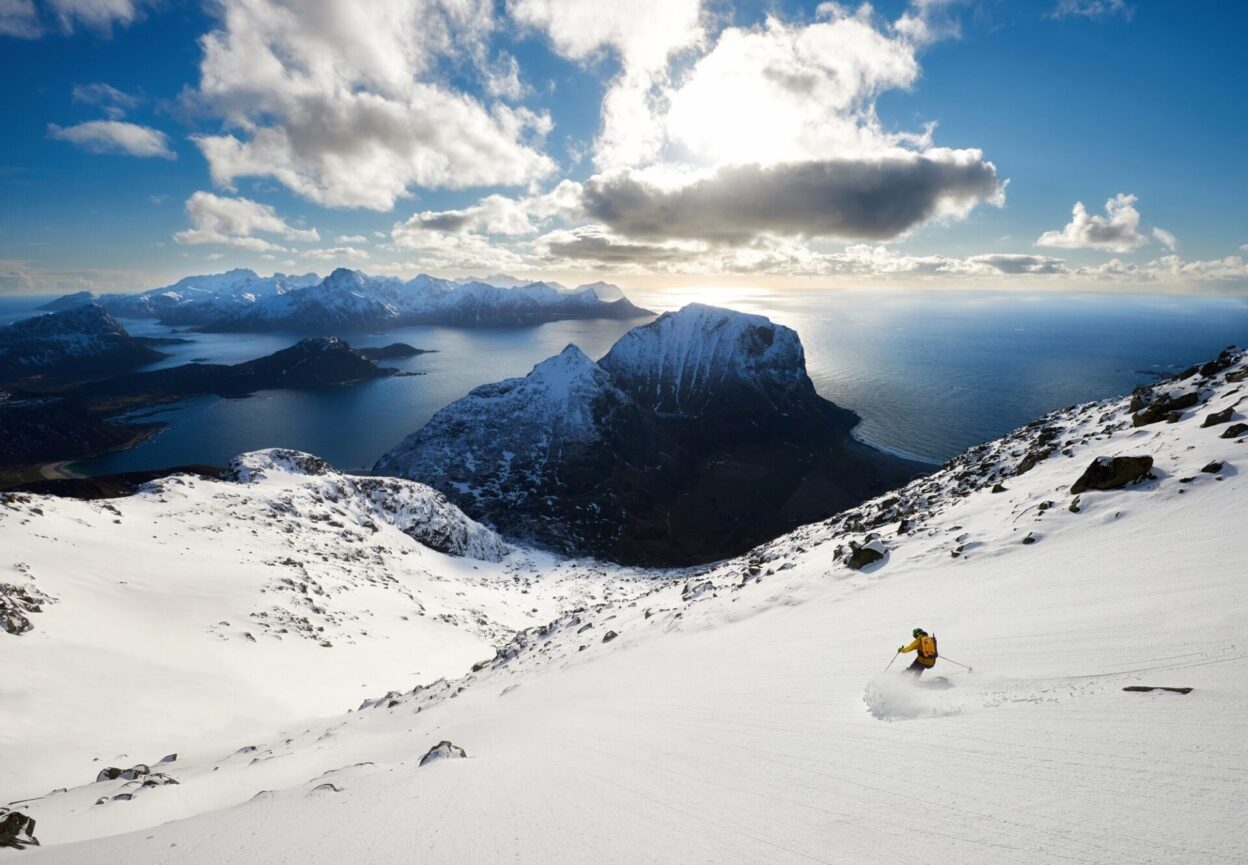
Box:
[3,351,1247,863]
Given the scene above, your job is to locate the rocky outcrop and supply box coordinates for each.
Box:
[419,741,467,766]
[0,811,39,850]
[0,578,54,636]
[1070,456,1155,494]
[1221,422,1248,439]
[1132,391,1199,426]
[1202,407,1234,427]
[376,305,926,565]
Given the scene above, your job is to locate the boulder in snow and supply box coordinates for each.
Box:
[1201,407,1234,427]
[846,538,887,570]
[1069,456,1154,494]
[0,811,39,850]
[1201,460,1223,474]
[1221,422,1248,439]
[419,740,467,766]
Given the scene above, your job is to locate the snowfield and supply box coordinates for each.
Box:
[2,351,1247,863]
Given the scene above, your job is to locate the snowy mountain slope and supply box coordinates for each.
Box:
[0,449,650,802]
[4,349,1247,863]
[0,304,164,383]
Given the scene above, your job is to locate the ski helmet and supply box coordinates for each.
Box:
[912,628,926,637]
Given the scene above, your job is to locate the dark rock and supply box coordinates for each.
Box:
[419,740,467,766]
[1132,392,1198,427]
[0,811,39,850]
[1016,448,1052,475]
[1222,422,1248,439]
[846,540,886,570]
[1227,369,1248,383]
[1069,496,1081,513]
[159,753,177,764]
[1202,407,1234,427]
[1022,532,1038,545]
[1070,456,1154,494]
[991,483,1007,494]
[602,630,619,643]
[1201,461,1223,474]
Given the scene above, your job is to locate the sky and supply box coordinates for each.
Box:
[1,0,1246,296]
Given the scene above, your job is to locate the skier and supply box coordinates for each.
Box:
[898,627,938,677]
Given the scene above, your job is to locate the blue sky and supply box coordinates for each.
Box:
[1,0,1245,295]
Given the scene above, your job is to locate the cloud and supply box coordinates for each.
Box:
[1050,0,1133,20]
[538,225,690,264]
[172,191,319,253]
[337,234,368,244]
[47,120,175,159]
[1036,193,1148,253]
[966,253,1069,275]
[0,0,40,38]
[301,246,370,261]
[71,82,139,119]
[508,5,1004,249]
[1151,226,1177,251]
[581,155,1003,243]
[510,0,704,168]
[191,0,554,211]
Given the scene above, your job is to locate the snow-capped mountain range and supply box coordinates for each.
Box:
[2,347,1244,862]
[43,269,649,332]
[375,304,923,564]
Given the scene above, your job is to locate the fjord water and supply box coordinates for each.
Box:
[3,291,1247,474]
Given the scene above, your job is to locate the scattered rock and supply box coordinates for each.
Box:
[310,783,342,794]
[419,740,467,766]
[1022,532,1038,545]
[1221,422,1248,439]
[0,812,39,850]
[159,753,177,764]
[1201,461,1223,474]
[1069,496,1081,513]
[1070,455,1154,494]
[991,483,1007,494]
[1202,407,1234,427]
[602,630,619,643]
[96,764,150,783]
[1132,392,1199,427]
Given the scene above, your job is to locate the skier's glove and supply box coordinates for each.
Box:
[897,646,904,652]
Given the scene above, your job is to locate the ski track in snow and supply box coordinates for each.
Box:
[1,353,1247,863]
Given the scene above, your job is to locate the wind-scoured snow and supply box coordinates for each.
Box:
[3,350,1247,863]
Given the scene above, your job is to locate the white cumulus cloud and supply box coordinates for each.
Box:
[1036,193,1148,253]
[173,191,319,253]
[191,0,555,211]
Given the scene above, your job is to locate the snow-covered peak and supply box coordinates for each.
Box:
[599,303,812,415]
[576,281,625,301]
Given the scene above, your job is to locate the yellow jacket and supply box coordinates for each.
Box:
[899,635,937,667]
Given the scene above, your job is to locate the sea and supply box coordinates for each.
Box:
[2,288,1247,475]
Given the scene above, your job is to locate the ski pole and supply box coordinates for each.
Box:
[883,651,899,672]
[941,655,974,672]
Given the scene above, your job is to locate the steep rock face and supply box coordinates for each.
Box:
[599,304,831,423]
[377,305,926,565]
[0,304,164,383]
[375,346,657,555]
